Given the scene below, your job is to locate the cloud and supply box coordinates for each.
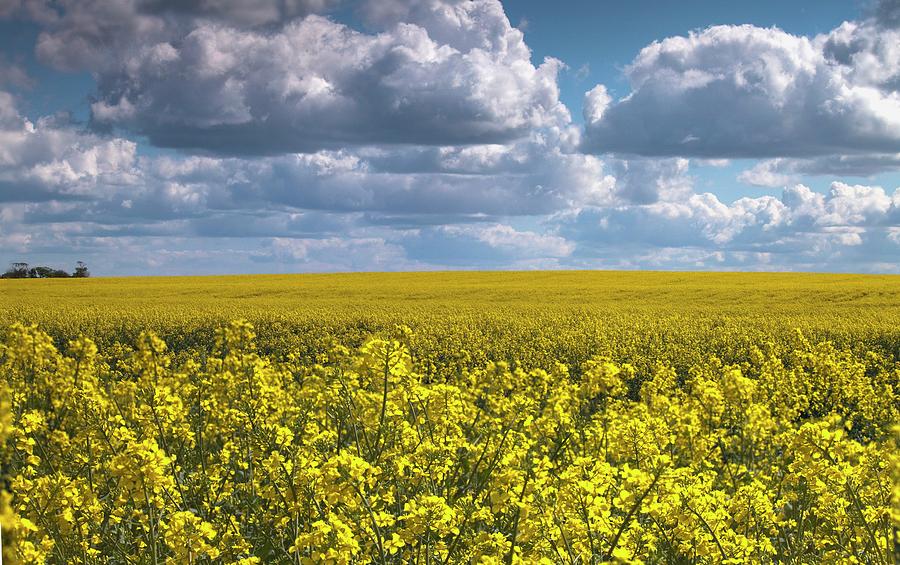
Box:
[609,157,693,204]
[101,17,563,154]
[439,223,573,257]
[141,0,337,26]
[6,0,568,154]
[399,222,572,268]
[0,56,34,89]
[357,0,525,54]
[810,181,896,225]
[557,182,900,272]
[1,0,340,70]
[263,236,412,271]
[0,91,138,202]
[0,0,57,23]
[0,68,610,226]
[582,20,900,158]
[574,63,590,81]
[737,160,796,188]
[129,127,614,217]
[4,90,897,274]
[0,88,614,230]
[30,1,172,72]
[265,222,573,272]
[875,0,900,28]
[2,1,899,275]
[739,154,900,186]
[6,177,899,274]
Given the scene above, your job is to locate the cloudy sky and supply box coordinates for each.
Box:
[0,0,898,275]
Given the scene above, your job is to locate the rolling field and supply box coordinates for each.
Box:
[1,271,899,563]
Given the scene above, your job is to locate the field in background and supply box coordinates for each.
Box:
[2,271,898,379]
[4,270,899,318]
[1,271,898,563]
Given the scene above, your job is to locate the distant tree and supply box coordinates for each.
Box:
[1,262,29,278]
[2,261,82,279]
[73,261,90,278]
[28,266,71,278]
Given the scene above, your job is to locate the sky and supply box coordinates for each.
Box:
[0,0,898,275]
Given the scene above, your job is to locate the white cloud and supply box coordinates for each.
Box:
[266,236,412,271]
[557,182,900,272]
[816,181,894,225]
[695,159,730,168]
[888,226,900,244]
[583,84,611,124]
[609,157,693,204]
[0,92,139,201]
[582,19,900,158]
[441,223,573,257]
[737,159,796,187]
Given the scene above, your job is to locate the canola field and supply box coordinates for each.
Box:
[0,271,898,563]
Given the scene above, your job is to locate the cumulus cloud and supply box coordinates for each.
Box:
[1,0,340,70]
[609,157,693,204]
[4,0,568,154]
[557,182,900,271]
[582,19,900,158]
[101,17,563,153]
[0,91,138,202]
[358,0,529,55]
[737,160,797,188]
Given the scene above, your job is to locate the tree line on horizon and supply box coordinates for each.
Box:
[1,261,90,279]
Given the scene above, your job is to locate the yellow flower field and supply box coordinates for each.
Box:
[1,271,898,563]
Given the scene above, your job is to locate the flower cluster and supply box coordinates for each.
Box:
[1,320,897,563]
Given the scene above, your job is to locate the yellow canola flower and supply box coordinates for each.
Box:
[0,318,897,564]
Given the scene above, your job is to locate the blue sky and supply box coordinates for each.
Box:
[0,0,898,275]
